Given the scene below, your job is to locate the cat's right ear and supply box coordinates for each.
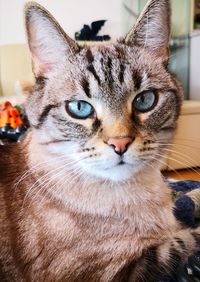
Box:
[24,2,79,77]
[124,0,171,61]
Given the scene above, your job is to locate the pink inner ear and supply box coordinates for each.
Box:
[29,24,60,76]
[26,7,79,78]
[32,56,54,77]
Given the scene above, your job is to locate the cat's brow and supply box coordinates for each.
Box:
[132,69,142,90]
[80,77,91,98]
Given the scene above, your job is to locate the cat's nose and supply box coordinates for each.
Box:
[106,137,133,156]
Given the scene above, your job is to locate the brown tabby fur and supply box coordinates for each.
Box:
[0,0,200,281]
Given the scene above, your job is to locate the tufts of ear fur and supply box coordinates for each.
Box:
[125,0,171,61]
[24,2,79,77]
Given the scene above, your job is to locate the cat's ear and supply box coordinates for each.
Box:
[124,0,170,60]
[24,2,79,77]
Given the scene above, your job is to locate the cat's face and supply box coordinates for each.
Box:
[25,0,183,182]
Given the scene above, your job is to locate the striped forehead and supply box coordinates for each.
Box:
[78,45,143,107]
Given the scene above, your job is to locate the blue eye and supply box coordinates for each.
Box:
[65,100,94,119]
[133,91,157,112]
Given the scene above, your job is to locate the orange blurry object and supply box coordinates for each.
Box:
[0,101,23,129]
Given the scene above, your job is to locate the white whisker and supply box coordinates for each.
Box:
[21,155,88,209]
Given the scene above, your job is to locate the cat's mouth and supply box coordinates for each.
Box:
[118,160,125,165]
[104,159,128,170]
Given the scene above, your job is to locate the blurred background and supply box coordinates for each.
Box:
[0,0,124,97]
[0,0,200,99]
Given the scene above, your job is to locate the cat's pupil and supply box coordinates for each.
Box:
[77,102,81,111]
[140,94,145,103]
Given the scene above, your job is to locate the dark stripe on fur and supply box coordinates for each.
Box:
[168,247,182,273]
[142,246,182,281]
[175,237,186,251]
[52,116,67,122]
[35,76,46,87]
[80,78,91,98]
[133,69,142,90]
[87,65,101,85]
[113,246,163,282]
[132,111,142,127]
[33,76,47,92]
[111,260,137,282]
[86,49,94,64]
[107,57,114,86]
[192,232,200,247]
[23,247,44,273]
[40,139,71,145]
[115,45,126,59]
[107,57,112,69]
[142,246,162,280]
[119,63,125,84]
[36,104,59,128]
[92,118,101,132]
[159,114,173,130]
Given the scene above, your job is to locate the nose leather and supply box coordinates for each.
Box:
[106,137,133,155]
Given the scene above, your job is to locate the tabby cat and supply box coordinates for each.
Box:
[0,0,200,281]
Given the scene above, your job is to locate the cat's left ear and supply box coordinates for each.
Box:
[24,2,80,77]
[124,0,171,61]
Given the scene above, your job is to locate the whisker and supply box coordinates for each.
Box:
[14,154,69,190]
[159,149,200,179]
[14,148,84,189]
[21,156,88,209]
[161,147,200,168]
[173,137,200,144]
[158,141,200,151]
[29,165,86,209]
[153,152,200,179]
[141,154,183,179]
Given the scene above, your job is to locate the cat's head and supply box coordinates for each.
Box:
[25,0,183,182]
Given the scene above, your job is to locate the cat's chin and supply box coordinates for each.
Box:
[83,163,140,182]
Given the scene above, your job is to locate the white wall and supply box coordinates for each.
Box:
[190,32,200,100]
[0,0,125,45]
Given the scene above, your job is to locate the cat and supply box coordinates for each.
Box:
[0,0,200,281]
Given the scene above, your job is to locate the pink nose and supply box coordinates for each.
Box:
[106,137,133,155]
